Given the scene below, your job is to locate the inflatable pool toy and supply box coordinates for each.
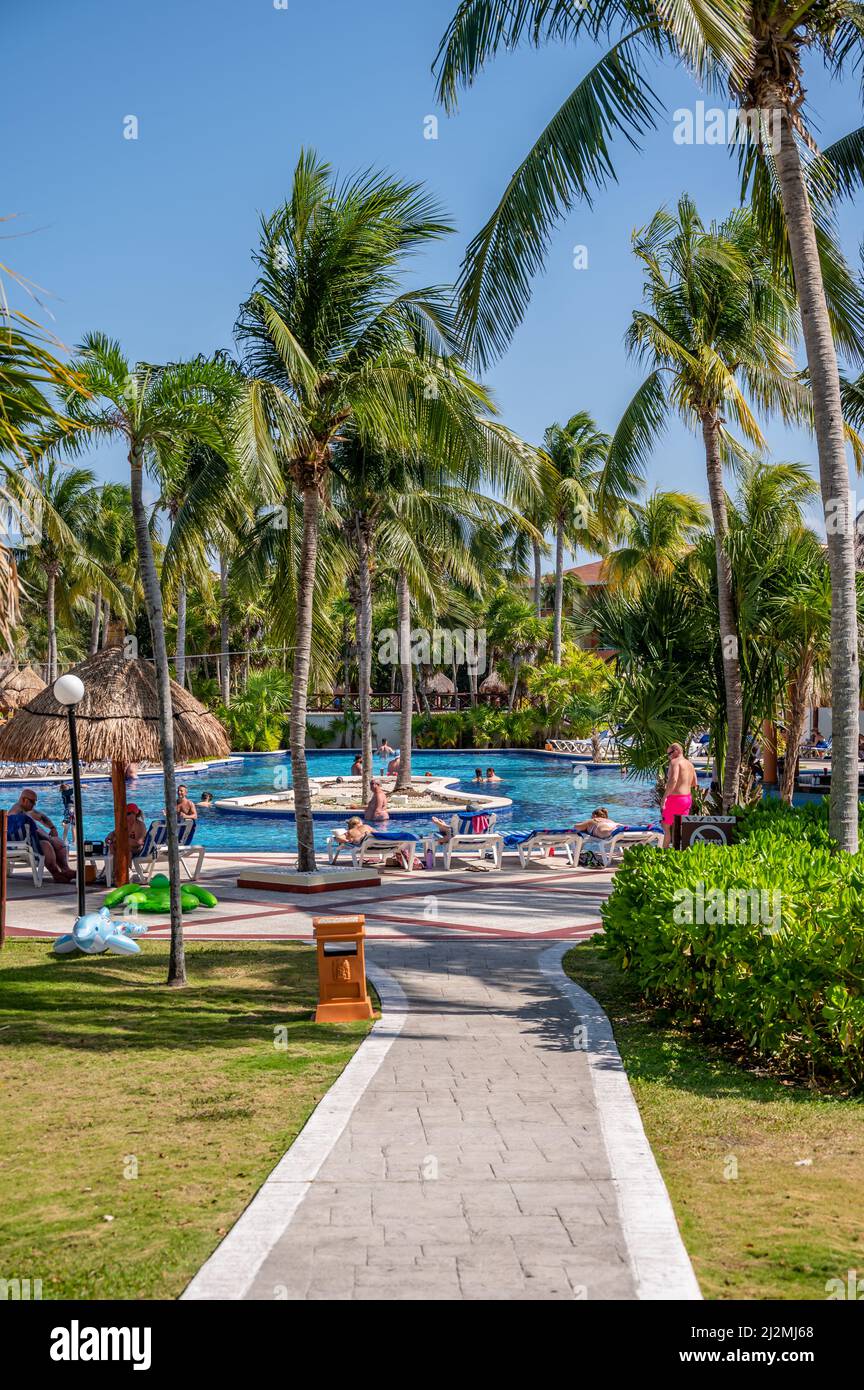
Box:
[53,906,149,957]
[102,873,219,915]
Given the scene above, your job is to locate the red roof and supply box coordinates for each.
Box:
[565,559,607,585]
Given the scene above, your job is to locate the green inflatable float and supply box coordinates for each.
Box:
[103,873,218,914]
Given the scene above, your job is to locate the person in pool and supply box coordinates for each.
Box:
[199,791,214,806]
[485,767,501,783]
[366,780,389,821]
[661,742,698,848]
[351,754,363,777]
[176,785,197,823]
[473,768,484,783]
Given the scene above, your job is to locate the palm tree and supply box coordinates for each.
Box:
[235,151,530,871]
[538,412,617,664]
[14,460,121,682]
[606,490,709,591]
[608,198,807,806]
[51,335,238,986]
[434,0,864,849]
[85,482,138,654]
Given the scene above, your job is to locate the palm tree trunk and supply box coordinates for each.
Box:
[781,658,813,805]
[291,482,319,873]
[355,518,374,805]
[45,567,58,684]
[553,519,565,663]
[396,569,413,789]
[219,553,230,706]
[175,580,187,688]
[769,102,859,851]
[508,655,521,711]
[89,589,101,655]
[129,444,185,986]
[701,412,744,810]
[533,539,543,617]
[101,597,111,648]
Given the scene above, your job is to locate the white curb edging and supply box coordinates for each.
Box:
[181,963,409,1300]
[539,942,702,1301]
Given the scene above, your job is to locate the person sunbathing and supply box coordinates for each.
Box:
[105,804,147,857]
[8,788,76,883]
[573,808,620,839]
[332,816,373,846]
[430,815,454,844]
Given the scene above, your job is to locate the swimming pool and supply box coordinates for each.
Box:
[0,750,661,852]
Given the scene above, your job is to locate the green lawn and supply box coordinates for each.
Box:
[0,940,374,1300]
[564,941,864,1301]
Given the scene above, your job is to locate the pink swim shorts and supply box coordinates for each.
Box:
[662,794,692,826]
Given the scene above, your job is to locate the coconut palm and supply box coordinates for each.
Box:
[606,489,710,591]
[538,412,619,664]
[434,0,864,849]
[608,198,808,806]
[49,335,238,986]
[235,151,532,871]
[85,482,138,654]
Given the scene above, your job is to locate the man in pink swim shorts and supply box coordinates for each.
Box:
[661,742,698,848]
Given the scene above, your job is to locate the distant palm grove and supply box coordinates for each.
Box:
[3,0,864,892]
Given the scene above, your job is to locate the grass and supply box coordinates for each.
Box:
[0,939,374,1300]
[563,940,864,1301]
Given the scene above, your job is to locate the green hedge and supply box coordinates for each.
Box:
[600,800,864,1088]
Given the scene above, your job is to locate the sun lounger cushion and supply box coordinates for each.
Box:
[363,830,420,842]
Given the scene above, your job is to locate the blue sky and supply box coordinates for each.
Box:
[5,0,862,536]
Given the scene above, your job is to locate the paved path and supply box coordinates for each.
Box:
[188,938,695,1302]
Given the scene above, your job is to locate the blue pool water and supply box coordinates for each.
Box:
[1,750,660,852]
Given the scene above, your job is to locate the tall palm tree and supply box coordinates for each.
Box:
[606,490,710,591]
[13,460,121,682]
[85,482,138,654]
[608,198,808,806]
[235,151,531,871]
[434,0,864,849]
[51,335,238,986]
[538,412,617,664]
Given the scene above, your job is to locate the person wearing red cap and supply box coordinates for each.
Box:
[105,804,147,859]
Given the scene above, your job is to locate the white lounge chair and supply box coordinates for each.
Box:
[6,823,45,886]
[105,819,205,886]
[433,812,503,871]
[513,830,584,869]
[582,827,663,867]
[349,831,420,871]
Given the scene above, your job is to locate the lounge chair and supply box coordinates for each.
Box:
[504,828,585,869]
[431,812,503,870]
[6,821,46,887]
[325,833,355,865]
[105,819,205,886]
[581,825,663,867]
[349,829,420,871]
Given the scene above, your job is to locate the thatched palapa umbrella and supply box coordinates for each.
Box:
[0,642,229,884]
[0,665,47,713]
[479,670,508,697]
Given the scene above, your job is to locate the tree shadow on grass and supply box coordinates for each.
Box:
[0,942,370,1055]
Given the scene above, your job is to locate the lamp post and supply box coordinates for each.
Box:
[53,674,86,918]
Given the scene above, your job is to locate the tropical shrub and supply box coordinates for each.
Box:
[600,805,864,1088]
[413,707,548,749]
[219,670,291,752]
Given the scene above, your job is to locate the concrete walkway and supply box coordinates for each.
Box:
[185,939,699,1301]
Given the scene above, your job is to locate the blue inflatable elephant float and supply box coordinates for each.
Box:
[54,906,148,957]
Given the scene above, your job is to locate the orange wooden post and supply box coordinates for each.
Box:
[313,916,374,1023]
[762,720,778,787]
[111,761,131,886]
[0,809,7,949]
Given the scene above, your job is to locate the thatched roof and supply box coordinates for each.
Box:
[479,669,508,695]
[0,647,229,764]
[0,665,46,710]
[422,670,456,694]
